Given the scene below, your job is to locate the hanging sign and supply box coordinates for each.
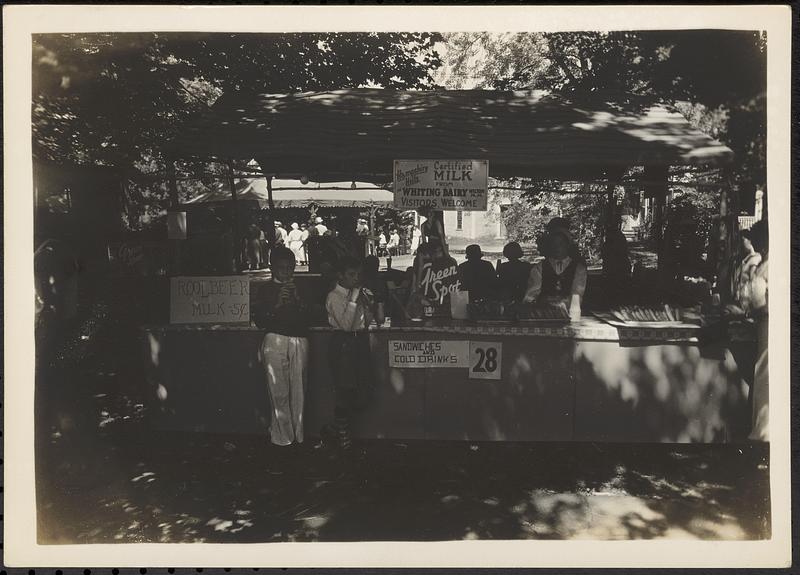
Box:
[415,256,460,318]
[393,160,488,211]
[388,340,469,368]
[170,276,250,324]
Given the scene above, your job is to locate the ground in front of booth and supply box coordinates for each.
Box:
[36,429,770,543]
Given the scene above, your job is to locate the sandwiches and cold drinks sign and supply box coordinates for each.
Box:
[393,160,488,211]
[388,339,503,380]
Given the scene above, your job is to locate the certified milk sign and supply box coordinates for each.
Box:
[393,160,488,211]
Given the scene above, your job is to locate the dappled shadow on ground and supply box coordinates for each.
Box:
[36,430,770,543]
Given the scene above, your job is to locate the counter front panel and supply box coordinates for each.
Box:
[142,320,753,442]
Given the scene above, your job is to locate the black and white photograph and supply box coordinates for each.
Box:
[4,4,791,569]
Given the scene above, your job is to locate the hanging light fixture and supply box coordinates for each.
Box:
[351,181,357,190]
[300,175,309,185]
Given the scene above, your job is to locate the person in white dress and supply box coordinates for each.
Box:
[287,222,304,264]
[410,225,422,254]
[298,223,310,265]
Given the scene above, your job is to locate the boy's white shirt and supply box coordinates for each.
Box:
[326,283,373,331]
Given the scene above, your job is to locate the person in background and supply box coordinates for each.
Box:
[355,218,370,236]
[410,224,422,254]
[524,222,587,321]
[377,229,388,257]
[298,222,310,266]
[325,256,375,451]
[387,228,401,256]
[274,221,288,247]
[733,228,762,312]
[457,244,498,301]
[244,223,264,271]
[287,222,304,265]
[744,220,768,441]
[362,254,388,316]
[497,241,531,303]
[418,206,448,256]
[601,220,632,304]
[314,216,328,237]
[305,222,321,272]
[251,247,312,449]
[355,218,371,257]
[258,222,271,270]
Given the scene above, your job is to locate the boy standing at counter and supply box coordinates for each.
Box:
[325,256,374,451]
[252,247,312,448]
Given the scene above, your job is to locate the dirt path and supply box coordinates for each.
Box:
[36,428,770,544]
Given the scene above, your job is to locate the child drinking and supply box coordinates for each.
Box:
[325,256,375,450]
[252,246,312,447]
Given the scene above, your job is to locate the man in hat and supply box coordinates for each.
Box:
[314,216,328,237]
[274,221,288,246]
[355,218,370,237]
[457,244,498,301]
[524,221,587,320]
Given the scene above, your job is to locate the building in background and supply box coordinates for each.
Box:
[441,189,515,246]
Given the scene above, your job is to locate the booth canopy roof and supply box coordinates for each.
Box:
[185,178,394,208]
[170,89,734,180]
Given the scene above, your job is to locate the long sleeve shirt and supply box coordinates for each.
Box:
[326,283,373,331]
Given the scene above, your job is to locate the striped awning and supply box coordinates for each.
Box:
[169,89,734,180]
[184,178,394,209]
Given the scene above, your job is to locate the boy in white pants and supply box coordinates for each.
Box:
[252,247,312,447]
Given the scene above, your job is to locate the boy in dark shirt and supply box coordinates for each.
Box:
[457,244,498,301]
[252,247,312,447]
[497,241,532,303]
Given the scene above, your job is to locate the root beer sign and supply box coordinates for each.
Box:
[393,160,488,211]
[170,276,250,324]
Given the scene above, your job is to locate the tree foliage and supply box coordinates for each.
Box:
[439,30,766,258]
[33,32,443,169]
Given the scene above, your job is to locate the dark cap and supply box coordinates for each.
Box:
[465,244,483,260]
[503,241,523,260]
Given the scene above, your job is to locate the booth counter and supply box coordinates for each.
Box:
[141,316,755,443]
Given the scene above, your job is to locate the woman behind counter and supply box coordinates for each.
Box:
[497,241,532,303]
[523,222,587,321]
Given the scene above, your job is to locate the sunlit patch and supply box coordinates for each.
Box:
[389,369,405,395]
[300,515,328,529]
[156,384,168,401]
[131,471,156,483]
[148,333,161,367]
[509,355,533,394]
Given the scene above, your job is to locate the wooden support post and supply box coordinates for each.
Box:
[166,159,180,208]
[166,159,181,274]
[226,159,242,272]
[605,182,616,245]
[254,158,277,247]
[644,165,669,273]
[717,173,739,304]
[265,175,276,264]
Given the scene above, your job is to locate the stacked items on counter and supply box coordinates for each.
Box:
[467,299,571,324]
[610,304,681,323]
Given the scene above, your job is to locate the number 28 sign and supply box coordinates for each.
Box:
[469,341,502,380]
